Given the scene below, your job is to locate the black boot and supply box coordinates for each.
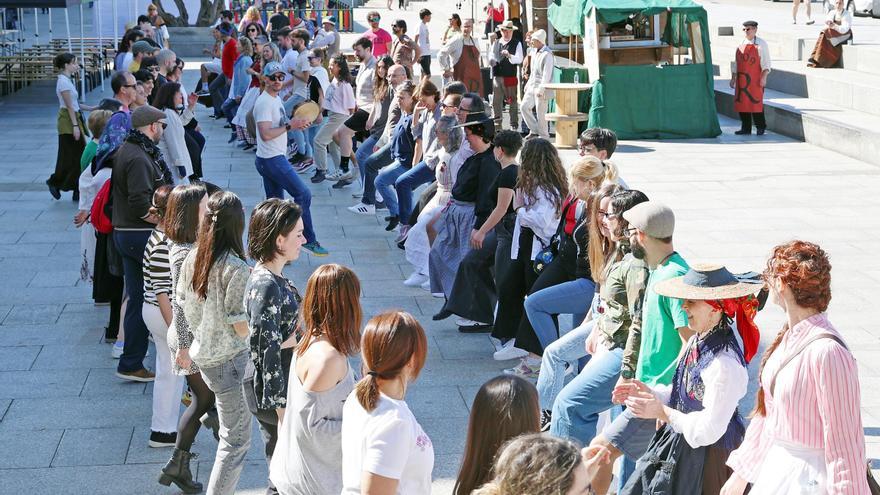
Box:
[200,409,220,441]
[159,448,203,494]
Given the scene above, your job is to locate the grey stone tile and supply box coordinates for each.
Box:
[0,369,89,399]
[0,429,63,469]
[2,304,63,325]
[127,422,267,465]
[361,297,423,319]
[0,323,102,346]
[31,344,117,371]
[0,232,22,243]
[80,368,147,397]
[28,271,81,288]
[0,463,173,495]
[350,249,409,265]
[0,396,152,430]
[52,427,134,467]
[0,243,55,258]
[407,385,470,420]
[0,345,41,371]
[0,398,10,420]
[420,416,468,456]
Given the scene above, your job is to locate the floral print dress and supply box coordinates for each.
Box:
[245,265,301,410]
[168,242,198,375]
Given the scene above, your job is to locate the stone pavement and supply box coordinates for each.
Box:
[2,10,880,495]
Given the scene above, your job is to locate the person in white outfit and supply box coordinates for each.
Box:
[520,29,555,140]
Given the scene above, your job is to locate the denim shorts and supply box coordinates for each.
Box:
[602,407,657,460]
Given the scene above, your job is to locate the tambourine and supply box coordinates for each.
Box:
[292,100,320,122]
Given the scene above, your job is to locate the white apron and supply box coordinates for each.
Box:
[750,439,826,494]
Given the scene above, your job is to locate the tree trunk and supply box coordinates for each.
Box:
[153,0,190,27]
[196,0,227,27]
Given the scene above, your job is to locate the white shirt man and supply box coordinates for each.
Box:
[520,29,555,139]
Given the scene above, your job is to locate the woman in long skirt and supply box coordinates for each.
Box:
[49,53,94,201]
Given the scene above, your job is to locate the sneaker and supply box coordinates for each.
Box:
[111,341,124,359]
[293,160,314,174]
[375,201,388,211]
[195,91,211,97]
[149,430,177,448]
[385,216,400,232]
[288,152,308,165]
[540,409,552,432]
[458,322,493,333]
[348,202,376,215]
[404,272,429,287]
[310,170,326,183]
[394,225,411,244]
[302,242,329,257]
[503,358,541,379]
[420,280,432,292]
[332,178,354,189]
[456,317,489,327]
[116,368,156,382]
[335,171,354,181]
[326,170,343,181]
[494,340,529,361]
[489,336,505,352]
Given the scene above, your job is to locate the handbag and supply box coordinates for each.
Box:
[532,233,558,274]
[619,423,705,495]
[769,332,880,494]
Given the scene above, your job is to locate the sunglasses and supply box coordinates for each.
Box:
[268,74,285,81]
[154,121,167,129]
[123,83,137,88]
[742,27,754,31]
[369,16,381,22]
[441,102,459,109]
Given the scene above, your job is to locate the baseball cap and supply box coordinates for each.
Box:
[323,16,337,25]
[263,61,285,77]
[622,201,675,238]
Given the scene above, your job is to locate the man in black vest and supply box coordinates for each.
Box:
[489,21,524,131]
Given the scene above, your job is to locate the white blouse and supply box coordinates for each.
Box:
[511,187,560,260]
[652,342,749,448]
[159,107,194,181]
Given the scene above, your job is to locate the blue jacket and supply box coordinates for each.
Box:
[231,54,253,99]
[390,113,416,167]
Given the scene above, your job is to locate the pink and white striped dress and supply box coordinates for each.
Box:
[726,313,869,494]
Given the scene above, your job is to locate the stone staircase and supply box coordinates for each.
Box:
[709,26,880,167]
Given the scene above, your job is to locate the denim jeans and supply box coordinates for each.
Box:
[254,154,317,244]
[355,134,380,183]
[375,161,408,217]
[395,161,435,225]
[361,142,393,205]
[550,346,624,446]
[221,98,239,126]
[525,278,596,350]
[113,229,151,372]
[200,350,253,495]
[283,94,308,157]
[536,317,595,411]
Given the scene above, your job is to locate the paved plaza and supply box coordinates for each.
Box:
[1,1,879,493]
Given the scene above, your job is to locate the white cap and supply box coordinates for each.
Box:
[531,29,547,44]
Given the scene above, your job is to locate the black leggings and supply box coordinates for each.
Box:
[176,371,215,452]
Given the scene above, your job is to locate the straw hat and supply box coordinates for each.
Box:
[498,20,518,31]
[653,263,763,300]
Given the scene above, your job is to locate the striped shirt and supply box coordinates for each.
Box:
[727,313,869,494]
[143,230,172,307]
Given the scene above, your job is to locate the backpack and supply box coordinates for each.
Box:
[91,179,113,234]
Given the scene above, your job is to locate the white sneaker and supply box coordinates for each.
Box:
[348,202,376,215]
[336,171,354,181]
[489,336,505,352]
[404,272,429,287]
[111,341,124,359]
[326,171,343,181]
[456,317,489,327]
[420,280,432,292]
[494,339,529,361]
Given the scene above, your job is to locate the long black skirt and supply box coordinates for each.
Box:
[491,226,538,340]
[93,232,124,303]
[48,133,85,192]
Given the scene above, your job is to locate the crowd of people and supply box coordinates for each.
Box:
[46,2,873,494]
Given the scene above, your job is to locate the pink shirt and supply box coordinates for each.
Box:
[365,28,392,57]
[726,313,869,494]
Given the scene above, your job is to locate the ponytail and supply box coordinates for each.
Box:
[751,323,790,417]
[355,372,381,412]
[602,160,619,185]
[190,191,246,299]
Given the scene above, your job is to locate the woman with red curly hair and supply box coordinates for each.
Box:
[721,240,870,495]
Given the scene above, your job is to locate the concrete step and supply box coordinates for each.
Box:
[714,77,880,167]
[841,43,880,75]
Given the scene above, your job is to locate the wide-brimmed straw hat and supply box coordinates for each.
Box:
[498,20,518,31]
[653,263,763,300]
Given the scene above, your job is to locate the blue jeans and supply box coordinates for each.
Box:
[283,94,308,157]
[113,230,151,372]
[525,278,595,350]
[374,161,408,217]
[254,154,317,244]
[550,346,624,446]
[221,98,239,126]
[355,134,380,183]
[537,318,594,411]
[395,160,435,225]
[361,142,393,205]
[209,74,229,117]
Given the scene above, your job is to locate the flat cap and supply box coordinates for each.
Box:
[743,20,758,27]
[131,105,167,128]
[622,201,675,238]
[132,40,154,55]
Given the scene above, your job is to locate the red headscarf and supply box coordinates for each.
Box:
[707,295,760,363]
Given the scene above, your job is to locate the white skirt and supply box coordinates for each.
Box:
[749,440,826,494]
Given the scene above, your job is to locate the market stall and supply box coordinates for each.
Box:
[548,0,721,139]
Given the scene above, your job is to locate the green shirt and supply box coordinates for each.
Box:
[621,252,689,386]
[597,250,649,351]
[80,139,98,172]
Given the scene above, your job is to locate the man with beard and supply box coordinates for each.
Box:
[111,105,174,383]
[585,201,691,495]
[438,18,483,95]
[390,19,420,75]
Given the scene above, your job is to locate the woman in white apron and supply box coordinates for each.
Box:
[722,240,870,495]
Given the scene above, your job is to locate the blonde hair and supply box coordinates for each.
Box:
[473,434,583,495]
[237,36,254,57]
[569,155,618,194]
[244,6,261,22]
[87,109,113,140]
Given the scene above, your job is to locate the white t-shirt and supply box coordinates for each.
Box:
[341,392,434,495]
[322,79,355,116]
[56,74,79,111]
[310,66,330,92]
[280,49,298,99]
[253,91,288,158]
[418,22,430,54]
[292,50,311,99]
